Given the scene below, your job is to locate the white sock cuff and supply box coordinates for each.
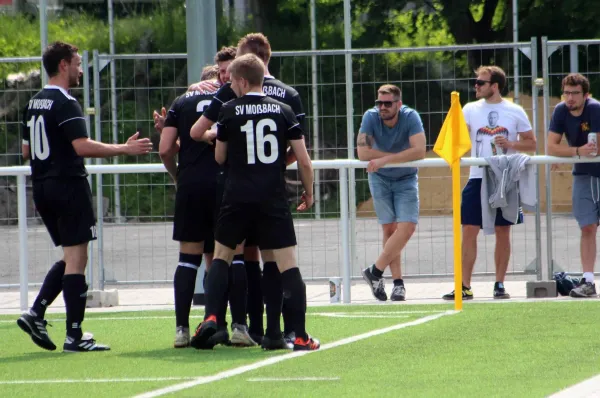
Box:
[178,262,199,270]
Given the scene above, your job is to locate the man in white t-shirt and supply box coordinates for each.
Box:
[442,65,536,301]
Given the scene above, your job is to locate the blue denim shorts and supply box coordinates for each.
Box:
[367,172,419,225]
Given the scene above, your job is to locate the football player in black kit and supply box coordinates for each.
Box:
[17,41,152,352]
[190,53,319,351]
[191,33,305,349]
[159,66,223,348]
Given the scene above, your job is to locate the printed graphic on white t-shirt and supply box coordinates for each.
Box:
[463,99,532,179]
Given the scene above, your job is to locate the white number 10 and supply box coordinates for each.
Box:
[241,118,278,164]
[26,115,50,160]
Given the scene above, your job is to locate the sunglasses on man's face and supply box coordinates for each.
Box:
[375,100,397,108]
[474,79,491,86]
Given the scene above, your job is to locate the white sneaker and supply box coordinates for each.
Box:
[174,326,190,348]
[230,323,257,347]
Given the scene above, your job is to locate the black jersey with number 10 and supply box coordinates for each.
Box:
[22,86,89,181]
[216,93,303,202]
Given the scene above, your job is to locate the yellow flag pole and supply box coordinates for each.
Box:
[452,160,463,311]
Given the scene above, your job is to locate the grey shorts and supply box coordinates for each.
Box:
[572,174,600,228]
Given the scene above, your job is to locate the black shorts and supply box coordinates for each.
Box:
[215,199,297,250]
[173,182,215,253]
[461,178,523,227]
[33,177,97,247]
[214,171,259,248]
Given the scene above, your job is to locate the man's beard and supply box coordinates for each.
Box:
[68,74,79,88]
[380,111,396,121]
[476,90,493,99]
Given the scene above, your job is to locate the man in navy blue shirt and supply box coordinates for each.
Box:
[548,73,600,298]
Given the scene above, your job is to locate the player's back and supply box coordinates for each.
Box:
[204,78,305,128]
[165,89,219,185]
[23,86,87,181]
[217,94,302,203]
[262,76,305,127]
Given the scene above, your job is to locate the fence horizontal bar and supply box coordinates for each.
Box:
[0,57,41,63]
[547,39,600,46]
[1,155,599,176]
[94,41,532,61]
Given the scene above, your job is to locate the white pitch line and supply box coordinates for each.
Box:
[247,377,340,382]
[0,377,195,385]
[133,310,458,398]
[547,374,600,398]
[0,311,442,323]
[312,314,410,318]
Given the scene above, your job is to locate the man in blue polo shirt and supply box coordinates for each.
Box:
[548,73,600,298]
[357,84,426,301]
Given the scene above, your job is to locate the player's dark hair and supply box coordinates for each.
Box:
[214,46,237,64]
[229,54,265,86]
[42,41,79,78]
[562,73,590,94]
[237,33,271,64]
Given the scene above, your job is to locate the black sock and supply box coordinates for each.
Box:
[281,267,307,341]
[228,254,247,326]
[371,265,383,278]
[282,298,293,335]
[262,261,282,338]
[204,258,229,322]
[393,279,404,287]
[245,261,263,336]
[31,260,65,318]
[217,282,228,328]
[62,274,88,341]
[174,253,201,328]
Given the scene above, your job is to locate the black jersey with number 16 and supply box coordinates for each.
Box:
[22,85,88,181]
[216,93,303,202]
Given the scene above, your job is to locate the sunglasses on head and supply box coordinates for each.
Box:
[474,79,491,86]
[375,100,397,108]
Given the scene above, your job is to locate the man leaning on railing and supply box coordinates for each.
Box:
[547,72,600,298]
[356,84,426,302]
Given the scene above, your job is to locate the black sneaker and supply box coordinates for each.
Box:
[390,285,406,301]
[293,335,320,351]
[190,315,217,350]
[493,282,511,299]
[17,311,56,351]
[261,334,292,350]
[63,332,110,352]
[442,286,474,301]
[249,332,264,346]
[361,266,387,301]
[207,325,230,346]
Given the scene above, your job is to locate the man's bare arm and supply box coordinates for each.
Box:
[191,115,216,143]
[356,132,393,161]
[547,131,577,157]
[158,127,179,182]
[378,132,427,165]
